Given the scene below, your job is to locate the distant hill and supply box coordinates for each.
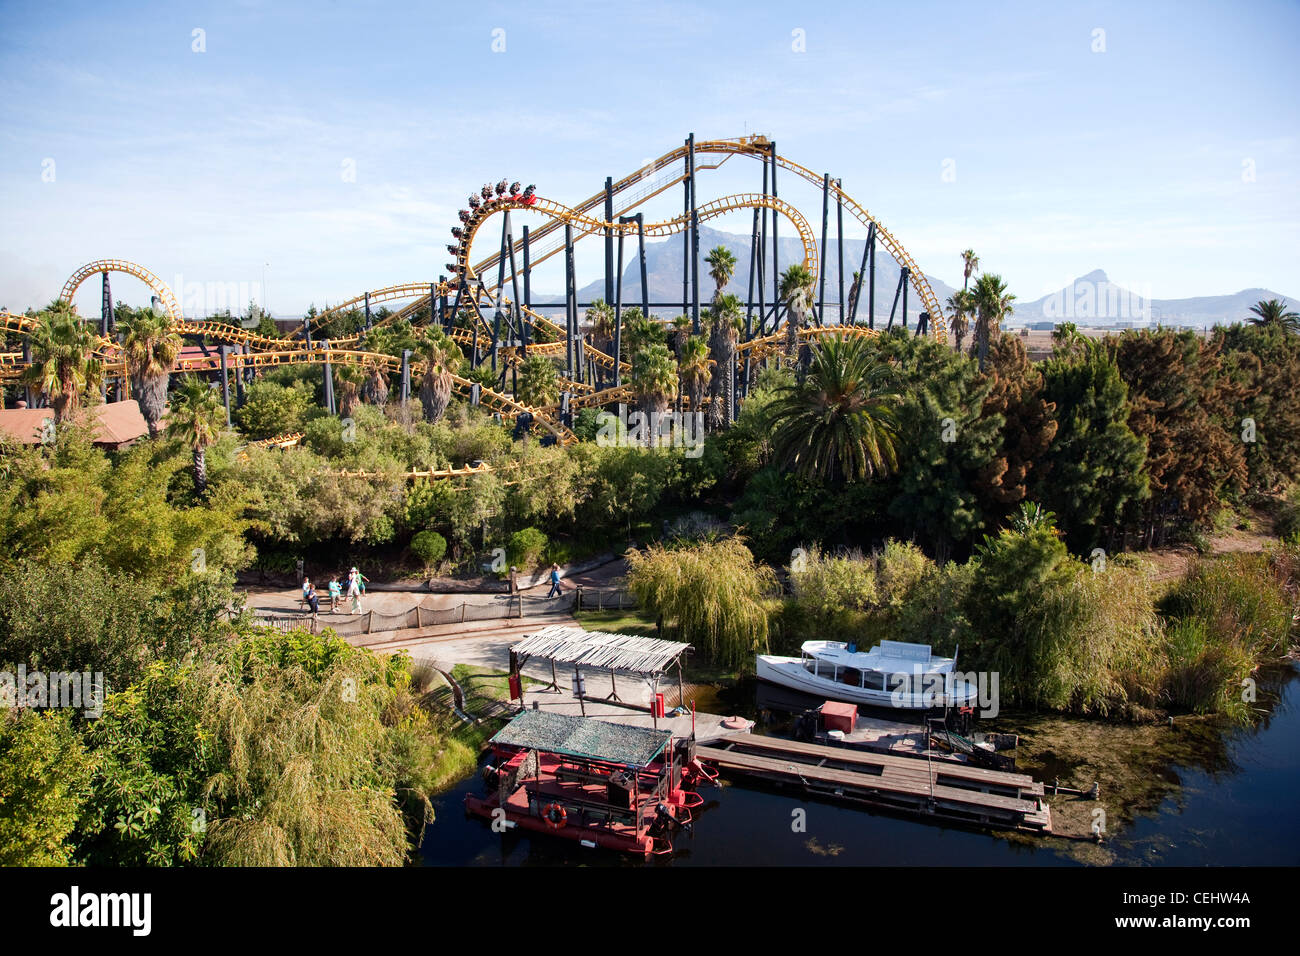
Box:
[532,231,1293,330]
[999,269,1297,329]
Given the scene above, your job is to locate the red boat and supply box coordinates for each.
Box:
[465,710,706,858]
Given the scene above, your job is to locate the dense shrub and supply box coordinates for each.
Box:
[410,530,447,569]
[507,527,548,569]
[626,537,776,669]
[234,380,315,439]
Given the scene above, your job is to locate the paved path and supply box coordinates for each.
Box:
[239,556,751,739]
[243,556,631,617]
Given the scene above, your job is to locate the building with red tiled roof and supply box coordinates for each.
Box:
[0,400,151,451]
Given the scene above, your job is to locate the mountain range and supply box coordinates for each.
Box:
[533,226,1294,329]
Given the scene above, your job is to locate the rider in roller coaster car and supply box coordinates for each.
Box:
[467,194,481,209]
[495,179,509,196]
[481,184,494,201]
[521,184,537,205]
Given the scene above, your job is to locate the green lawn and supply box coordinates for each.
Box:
[573,608,742,684]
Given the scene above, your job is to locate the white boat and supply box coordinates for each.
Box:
[756,640,978,711]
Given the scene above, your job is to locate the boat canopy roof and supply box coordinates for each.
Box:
[799,639,956,673]
[490,710,671,768]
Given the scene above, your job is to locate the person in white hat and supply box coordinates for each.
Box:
[347,567,363,614]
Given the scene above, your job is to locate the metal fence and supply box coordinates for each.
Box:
[574,587,637,611]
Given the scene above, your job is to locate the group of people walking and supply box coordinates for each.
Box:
[302,567,369,617]
[300,562,567,620]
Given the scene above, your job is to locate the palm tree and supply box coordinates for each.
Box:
[971,273,1015,369]
[516,353,559,408]
[669,314,692,359]
[416,329,460,424]
[961,249,980,292]
[678,335,713,414]
[165,374,225,496]
[21,301,103,423]
[629,343,678,415]
[779,264,815,359]
[336,365,364,418]
[945,289,974,354]
[359,328,393,406]
[118,305,181,436]
[707,293,742,428]
[585,299,616,356]
[846,270,862,324]
[766,334,900,484]
[1248,298,1300,333]
[705,245,738,305]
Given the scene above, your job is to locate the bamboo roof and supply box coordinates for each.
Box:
[512,624,690,677]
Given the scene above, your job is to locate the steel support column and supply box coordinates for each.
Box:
[836,181,844,327]
[770,140,779,318]
[636,214,648,321]
[689,132,699,333]
[818,173,829,326]
[505,214,525,357]
[218,345,231,425]
[867,223,877,330]
[101,271,113,336]
[682,137,690,320]
[322,341,335,415]
[564,222,576,381]
[849,222,875,326]
[604,176,614,308]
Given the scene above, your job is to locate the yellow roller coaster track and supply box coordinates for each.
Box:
[315,136,946,344]
[60,259,184,324]
[324,188,819,377]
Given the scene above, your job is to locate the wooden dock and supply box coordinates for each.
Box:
[696,733,1053,834]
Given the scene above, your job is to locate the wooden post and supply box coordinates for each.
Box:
[574,663,585,716]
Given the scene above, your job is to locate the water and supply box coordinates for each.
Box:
[419,662,1300,866]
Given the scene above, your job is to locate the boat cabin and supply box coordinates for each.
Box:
[465,710,701,856]
[800,640,954,692]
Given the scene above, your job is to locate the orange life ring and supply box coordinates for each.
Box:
[542,802,567,829]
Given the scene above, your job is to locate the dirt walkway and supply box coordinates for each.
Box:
[1142,506,1276,582]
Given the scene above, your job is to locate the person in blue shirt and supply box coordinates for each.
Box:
[547,563,563,599]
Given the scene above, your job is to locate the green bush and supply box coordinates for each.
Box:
[627,537,776,670]
[508,527,549,569]
[1161,553,1293,658]
[410,530,447,569]
[235,380,314,440]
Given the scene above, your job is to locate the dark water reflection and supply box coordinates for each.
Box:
[420,662,1300,866]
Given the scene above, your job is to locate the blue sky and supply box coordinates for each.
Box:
[1,0,1297,316]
